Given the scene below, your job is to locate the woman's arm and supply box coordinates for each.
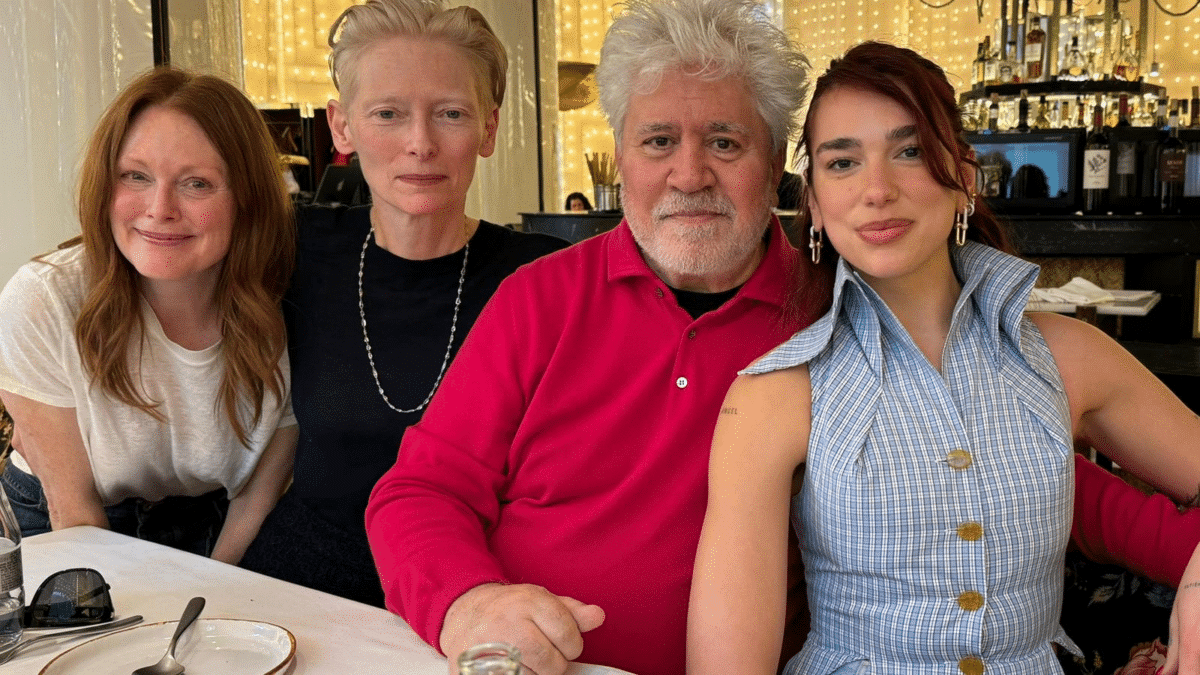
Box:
[209,424,299,565]
[1166,541,1200,675]
[1031,313,1200,502]
[687,367,811,675]
[0,390,107,530]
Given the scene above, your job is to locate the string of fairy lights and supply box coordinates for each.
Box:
[238,1,1200,208]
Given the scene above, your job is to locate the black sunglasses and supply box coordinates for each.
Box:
[22,568,114,628]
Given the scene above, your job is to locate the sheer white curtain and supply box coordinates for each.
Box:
[0,0,153,282]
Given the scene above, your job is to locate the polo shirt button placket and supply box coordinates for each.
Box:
[676,377,688,389]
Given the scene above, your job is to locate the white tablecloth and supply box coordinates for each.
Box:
[9,526,630,675]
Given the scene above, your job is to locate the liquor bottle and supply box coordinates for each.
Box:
[987,93,1000,133]
[1158,105,1186,214]
[1083,96,1110,214]
[983,36,999,85]
[1191,86,1200,128]
[1052,100,1064,128]
[972,41,988,88]
[1016,89,1031,132]
[962,100,978,132]
[1024,2,1047,82]
[1111,20,1140,81]
[1155,98,1169,129]
[1060,37,1089,81]
[998,41,1021,83]
[459,643,522,675]
[1034,95,1052,129]
[1112,95,1138,211]
[0,486,24,657]
[1075,95,1087,128]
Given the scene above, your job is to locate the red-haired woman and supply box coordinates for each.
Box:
[0,68,297,563]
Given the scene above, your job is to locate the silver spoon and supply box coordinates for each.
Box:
[0,615,144,664]
[131,597,205,675]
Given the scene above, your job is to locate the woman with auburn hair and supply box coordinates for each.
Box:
[237,0,565,606]
[0,67,297,563]
[688,42,1200,675]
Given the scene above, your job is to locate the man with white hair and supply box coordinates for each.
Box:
[366,2,824,674]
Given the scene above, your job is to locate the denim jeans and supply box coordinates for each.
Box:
[1,463,229,557]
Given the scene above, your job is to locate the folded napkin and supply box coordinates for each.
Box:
[1029,277,1117,306]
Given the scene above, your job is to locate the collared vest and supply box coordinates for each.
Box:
[745,242,1081,675]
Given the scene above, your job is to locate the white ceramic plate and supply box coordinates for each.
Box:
[40,618,295,675]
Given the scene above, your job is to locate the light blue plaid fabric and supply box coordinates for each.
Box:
[745,242,1081,675]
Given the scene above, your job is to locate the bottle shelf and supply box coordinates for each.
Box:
[960,79,1167,104]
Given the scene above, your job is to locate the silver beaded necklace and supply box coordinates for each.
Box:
[358,227,468,413]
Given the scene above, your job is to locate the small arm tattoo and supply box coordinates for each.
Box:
[720,407,738,415]
[1182,582,1200,591]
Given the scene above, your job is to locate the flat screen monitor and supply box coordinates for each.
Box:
[966,129,1083,214]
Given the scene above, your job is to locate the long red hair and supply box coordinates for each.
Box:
[72,67,294,445]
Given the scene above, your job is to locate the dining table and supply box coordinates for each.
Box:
[9,526,633,675]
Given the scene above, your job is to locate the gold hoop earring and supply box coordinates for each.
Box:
[809,225,823,264]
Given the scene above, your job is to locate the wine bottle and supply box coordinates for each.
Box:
[1016,89,1031,132]
[1184,136,1200,199]
[1083,97,1110,214]
[1158,105,1186,215]
[1112,95,1138,212]
[1115,94,1131,128]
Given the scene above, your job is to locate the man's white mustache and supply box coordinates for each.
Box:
[651,192,734,220]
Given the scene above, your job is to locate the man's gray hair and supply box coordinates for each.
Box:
[597,0,809,153]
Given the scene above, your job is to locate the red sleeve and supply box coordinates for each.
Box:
[1072,453,1200,587]
[364,273,543,652]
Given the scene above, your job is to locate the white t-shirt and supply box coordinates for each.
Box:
[0,245,295,504]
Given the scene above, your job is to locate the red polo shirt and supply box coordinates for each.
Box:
[366,218,825,675]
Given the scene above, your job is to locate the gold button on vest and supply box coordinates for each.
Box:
[947,449,973,470]
[957,522,983,541]
[958,656,985,675]
[957,590,985,611]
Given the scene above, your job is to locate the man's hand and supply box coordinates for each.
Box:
[1165,541,1200,675]
[440,583,605,675]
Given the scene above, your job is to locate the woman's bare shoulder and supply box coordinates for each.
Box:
[719,365,812,466]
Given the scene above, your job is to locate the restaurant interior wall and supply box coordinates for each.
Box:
[0,0,155,283]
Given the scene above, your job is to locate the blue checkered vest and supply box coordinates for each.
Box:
[745,242,1081,675]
